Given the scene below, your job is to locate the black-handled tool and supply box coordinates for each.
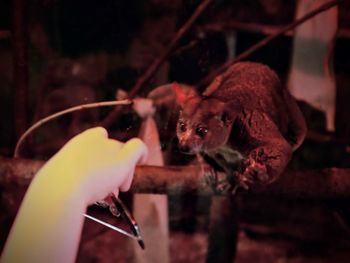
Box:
[110,194,145,249]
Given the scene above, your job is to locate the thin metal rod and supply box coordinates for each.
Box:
[14,100,131,158]
[83,213,139,240]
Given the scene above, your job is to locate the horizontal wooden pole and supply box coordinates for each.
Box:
[1,157,350,199]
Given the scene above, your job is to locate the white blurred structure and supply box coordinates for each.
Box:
[288,0,338,131]
[132,98,170,263]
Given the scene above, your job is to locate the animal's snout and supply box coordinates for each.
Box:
[178,140,202,154]
[178,141,192,153]
[177,129,202,154]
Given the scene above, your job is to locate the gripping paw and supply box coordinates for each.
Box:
[231,158,269,194]
[242,158,269,183]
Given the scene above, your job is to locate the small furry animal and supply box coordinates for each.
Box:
[174,61,307,191]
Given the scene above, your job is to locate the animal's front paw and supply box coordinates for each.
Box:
[241,158,269,184]
[231,159,269,193]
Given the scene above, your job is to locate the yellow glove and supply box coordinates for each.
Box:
[1,127,147,263]
[41,126,148,204]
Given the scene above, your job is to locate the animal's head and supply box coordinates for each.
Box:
[173,83,235,154]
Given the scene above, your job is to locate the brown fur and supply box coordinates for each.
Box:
[174,62,307,188]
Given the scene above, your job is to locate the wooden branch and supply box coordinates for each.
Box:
[100,0,213,128]
[198,21,295,36]
[132,165,215,195]
[172,39,199,56]
[198,22,350,39]
[1,157,350,199]
[306,130,349,144]
[198,0,342,90]
[129,0,213,98]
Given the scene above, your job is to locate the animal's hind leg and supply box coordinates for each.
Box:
[234,111,293,187]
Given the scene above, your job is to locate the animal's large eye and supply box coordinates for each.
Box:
[196,127,208,138]
[179,121,187,132]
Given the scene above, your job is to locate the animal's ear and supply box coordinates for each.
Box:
[221,102,239,127]
[172,82,198,108]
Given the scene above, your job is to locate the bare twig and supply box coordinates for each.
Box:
[200,21,296,37]
[14,100,132,158]
[101,0,213,128]
[198,0,342,90]
[129,0,213,98]
[199,21,350,39]
[172,39,200,56]
[306,130,349,144]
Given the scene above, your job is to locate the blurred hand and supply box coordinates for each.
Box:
[38,127,148,204]
[133,98,155,118]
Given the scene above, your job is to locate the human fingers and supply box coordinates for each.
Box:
[133,98,155,118]
[65,127,108,148]
[112,189,119,197]
[117,138,148,165]
[115,138,148,191]
[119,166,135,192]
[80,126,108,140]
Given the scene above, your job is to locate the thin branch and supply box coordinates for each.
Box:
[101,0,213,128]
[14,100,132,158]
[172,39,199,56]
[129,0,213,98]
[198,22,292,36]
[199,21,350,39]
[306,130,349,144]
[198,0,342,91]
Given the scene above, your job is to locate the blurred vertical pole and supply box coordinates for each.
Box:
[128,3,178,260]
[288,0,338,131]
[12,0,29,138]
[132,100,169,263]
[204,29,239,263]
